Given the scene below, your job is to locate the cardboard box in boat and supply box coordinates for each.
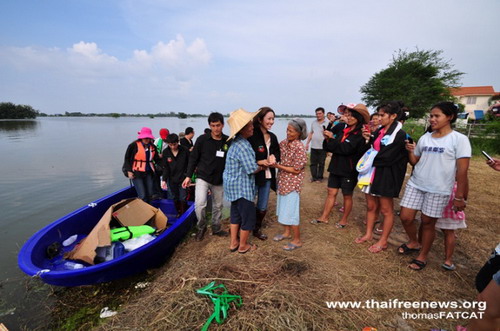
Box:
[67,198,168,265]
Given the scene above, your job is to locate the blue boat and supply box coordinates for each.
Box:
[18,186,196,287]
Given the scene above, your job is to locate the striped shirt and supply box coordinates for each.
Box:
[223,136,258,202]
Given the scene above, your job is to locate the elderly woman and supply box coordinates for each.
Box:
[223,108,268,254]
[271,118,308,251]
[123,127,160,202]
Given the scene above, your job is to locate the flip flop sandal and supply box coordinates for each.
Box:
[238,244,257,254]
[310,219,328,225]
[273,234,292,242]
[229,244,239,253]
[283,243,302,251]
[338,207,345,213]
[409,259,427,271]
[441,263,456,271]
[397,243,421,255]
[335,222,347,229]
[374,227,383,235]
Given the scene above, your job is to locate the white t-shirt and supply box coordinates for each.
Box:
[408,131,471,195]
[310,119,326,149]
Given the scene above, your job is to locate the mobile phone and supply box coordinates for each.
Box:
[407,137,414,144]
[363,124,370,131]
[482,150,494,161]
[322,125,326,130]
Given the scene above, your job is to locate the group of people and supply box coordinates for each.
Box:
[122,103,486,271]
[307,101,473,272]
[121,104,499,328]
[122,126,195,217]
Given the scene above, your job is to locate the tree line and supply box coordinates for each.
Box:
[0,102,40,119]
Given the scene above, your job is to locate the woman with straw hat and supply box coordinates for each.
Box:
[223,108,270,254]
[310,103,370,228]
[271,118,308,251]
[123,127,160,202]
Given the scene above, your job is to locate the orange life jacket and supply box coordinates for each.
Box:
[132,141,156,172]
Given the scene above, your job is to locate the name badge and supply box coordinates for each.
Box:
[216,150,225,157]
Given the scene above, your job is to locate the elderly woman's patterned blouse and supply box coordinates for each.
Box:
[277,138,307,195]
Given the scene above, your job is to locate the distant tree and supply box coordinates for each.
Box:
[0,102,39,119]
[178,112,187,119]
[360,49,464,118]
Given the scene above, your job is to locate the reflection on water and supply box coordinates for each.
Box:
[0,120,40,140]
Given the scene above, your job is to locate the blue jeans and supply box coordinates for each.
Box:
[168,181,187,202]
[255,180,271,212]
[133,173,154,202]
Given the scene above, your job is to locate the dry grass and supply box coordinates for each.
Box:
[93,157,499,331]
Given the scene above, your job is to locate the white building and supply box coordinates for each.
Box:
[450,86,499,119]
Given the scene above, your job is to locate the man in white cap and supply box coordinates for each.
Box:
[223,108,270,253]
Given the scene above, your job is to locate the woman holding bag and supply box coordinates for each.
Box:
[355,101,409,253]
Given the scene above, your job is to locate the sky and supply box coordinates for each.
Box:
[0,0,499,115]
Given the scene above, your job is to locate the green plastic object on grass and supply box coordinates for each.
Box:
[110,225,155,242]
[196,281,242,331]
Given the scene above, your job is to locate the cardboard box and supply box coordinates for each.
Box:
[67,198,168,265]
[112,198,156,227]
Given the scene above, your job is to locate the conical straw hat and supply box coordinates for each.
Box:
[227,108,259,140]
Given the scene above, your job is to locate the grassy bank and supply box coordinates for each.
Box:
[19,157,498,330]
[49,157,496,331]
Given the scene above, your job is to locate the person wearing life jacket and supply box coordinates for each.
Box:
[123,127,160,202]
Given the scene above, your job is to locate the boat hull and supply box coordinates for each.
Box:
[18,187,196,287]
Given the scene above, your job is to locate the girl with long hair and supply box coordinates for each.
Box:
[248,107,281,240]
[355,101,409,253]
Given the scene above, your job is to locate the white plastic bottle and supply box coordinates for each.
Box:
[63,261,85,270]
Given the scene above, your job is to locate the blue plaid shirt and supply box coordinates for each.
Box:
[223,135,258,202]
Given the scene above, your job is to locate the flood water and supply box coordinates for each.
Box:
[0,116,294,329]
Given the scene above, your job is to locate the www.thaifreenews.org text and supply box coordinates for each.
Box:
[325,299,486,319]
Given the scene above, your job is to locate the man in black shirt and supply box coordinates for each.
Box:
[180,127,195,152]
[182,112,230,240]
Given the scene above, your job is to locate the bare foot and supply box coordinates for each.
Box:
[354,236,372,244]
[368,244,387,253]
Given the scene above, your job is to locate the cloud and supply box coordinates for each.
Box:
[131,35,211,81]
[1,35,211,84]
